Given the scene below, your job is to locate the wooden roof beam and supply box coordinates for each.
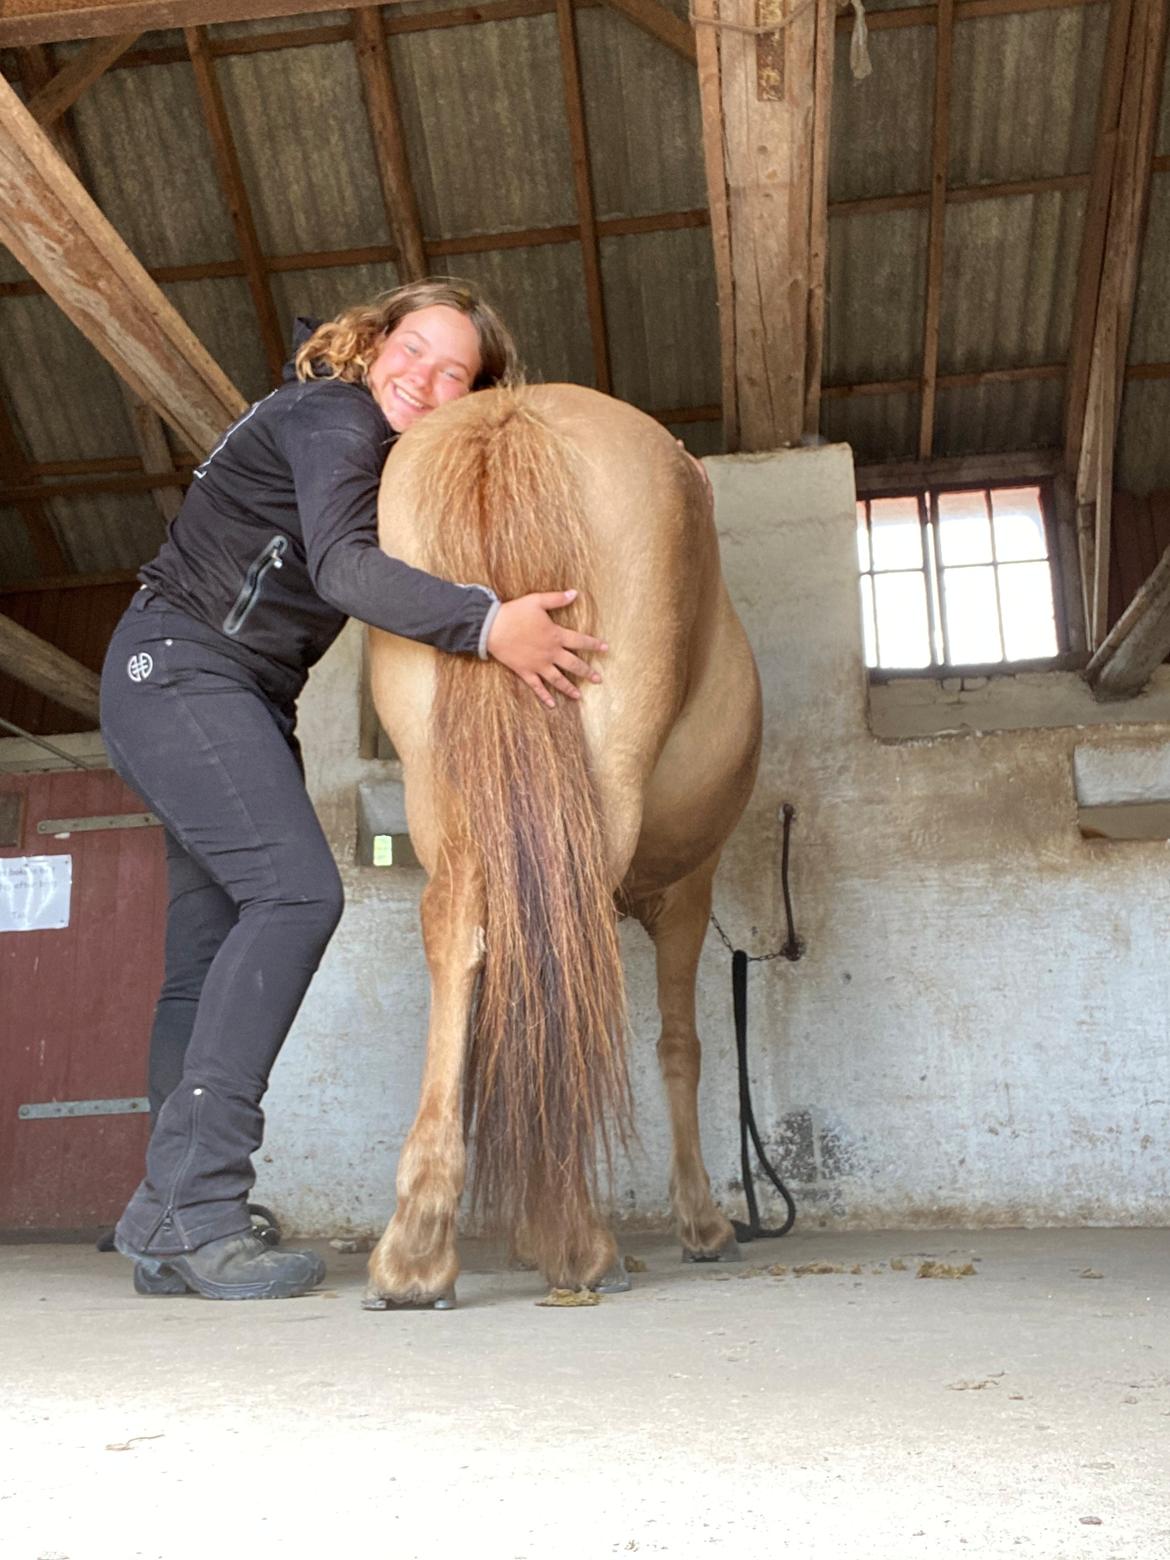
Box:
[0,75,246,454]
[352,8,426,283]
[23,31,140,126]
[0,393,68,575]
[557,0,611,394]
[0,611,100,723]
[693,0,736,449]
[596,0,696,61]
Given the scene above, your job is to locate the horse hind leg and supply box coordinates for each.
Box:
[631,856,740,1263]
[365,855,484,1311]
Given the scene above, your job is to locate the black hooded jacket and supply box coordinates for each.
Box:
[138,318,498,682]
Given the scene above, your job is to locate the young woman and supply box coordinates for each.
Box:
[101,280,607,1301]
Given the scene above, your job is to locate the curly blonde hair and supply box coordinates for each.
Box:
[295,279,518,391]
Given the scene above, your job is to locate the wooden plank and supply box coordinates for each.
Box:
[918,0,955,459]
[24,31,140,126]
[0,0,1105,47]
[184,26,286,385]
[694,0,736,448]
[824,362,1064,398]
[596,0,696,60]
[1086,539,1170,698]
[0,611,101,722]
[556,0,610,394]
[1063,0,1134,474]
[0,75,245,453]
[804,0,833,438]
[352,8,426,283]
[855,448,1063,495]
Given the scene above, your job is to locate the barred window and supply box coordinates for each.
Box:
[857,485,1062,671]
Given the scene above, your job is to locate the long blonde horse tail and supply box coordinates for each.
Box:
[411,388,631,1285]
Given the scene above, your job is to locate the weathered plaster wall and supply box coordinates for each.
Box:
[255,445,1170,1236]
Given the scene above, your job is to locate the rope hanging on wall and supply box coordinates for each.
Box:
[689,0,872,79]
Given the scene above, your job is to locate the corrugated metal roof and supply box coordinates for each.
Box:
[827,208,928,384]
[830,27,934,202]
[48,491,167,575]
[933,376,1064,455]
[600,227,719,411]
[823,390,919,466]
[939,190,1084,372]
[948,4,1106,185]
[1118,381,1170,496]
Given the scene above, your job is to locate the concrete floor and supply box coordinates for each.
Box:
[1,1227,1167,1560]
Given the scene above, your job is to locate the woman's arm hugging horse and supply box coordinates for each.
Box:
[365,384,762,1308]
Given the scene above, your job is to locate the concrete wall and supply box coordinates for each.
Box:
[255,445,1170,1236]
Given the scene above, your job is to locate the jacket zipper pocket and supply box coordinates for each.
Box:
[222,534,287,636]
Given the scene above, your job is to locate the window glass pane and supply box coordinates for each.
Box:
[937,490,992,566]
[859,575,877,668]
[873,571,931,668]
[942,565,1003,663]
[998,561,1058,660]
[869,496,922,571]
[856,504,871,571]
[991,486,1048,562]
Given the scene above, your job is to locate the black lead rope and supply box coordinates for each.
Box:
[712,802,803,1244]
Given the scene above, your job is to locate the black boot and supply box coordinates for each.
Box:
[117,1230,325,1300]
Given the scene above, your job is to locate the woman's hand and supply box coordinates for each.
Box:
[486,589,607,709]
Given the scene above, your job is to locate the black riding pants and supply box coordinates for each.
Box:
[100,591,343,1254]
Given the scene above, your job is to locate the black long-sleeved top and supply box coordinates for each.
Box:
[139,330,497,680]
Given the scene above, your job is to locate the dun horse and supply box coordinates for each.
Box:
[364,384,761,1308]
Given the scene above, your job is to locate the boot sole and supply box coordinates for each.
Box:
[116,1232,325,1301]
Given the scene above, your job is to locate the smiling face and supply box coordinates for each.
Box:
[365,304,483,432]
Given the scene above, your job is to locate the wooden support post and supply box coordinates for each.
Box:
[597,0,697,59]
[185,25,287,384]
[918,0,955,459]
[352,8,427,282]
[556,0,611,393]
[804,0,833,438]
[0,74,246,454]
[694,0,738,450]
[698,0,835,452]
[24,32,140,126]
[0,612,101,723]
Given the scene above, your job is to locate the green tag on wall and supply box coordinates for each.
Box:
[372,835,393,867]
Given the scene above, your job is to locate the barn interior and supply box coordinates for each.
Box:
[1,0,1169,1553]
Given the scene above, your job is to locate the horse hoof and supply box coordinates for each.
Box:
[682,1235,742,1264]
[589,1259,632,1295]
[362,1286,457,1312]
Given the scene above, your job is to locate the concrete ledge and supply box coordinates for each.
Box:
[870,665,1170,740]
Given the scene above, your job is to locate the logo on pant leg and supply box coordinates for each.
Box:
[127,652,154,682]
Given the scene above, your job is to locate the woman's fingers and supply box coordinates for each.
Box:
[554,647,601,684]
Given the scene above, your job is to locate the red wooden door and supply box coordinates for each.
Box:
[0,767,166,1233]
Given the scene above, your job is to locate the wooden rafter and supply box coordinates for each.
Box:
[351,8,426,283]
[918,0,955,459]
[23,32,140,126]
[856,448,1063,495]
[184,25,286,384]
[0,74,245,453]
[118,381,184,527]
[0,0,1109,49]
[556,0,611,394]
[0,209,712,299]
[596,0,696,61]
[1086,541,1170,699]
